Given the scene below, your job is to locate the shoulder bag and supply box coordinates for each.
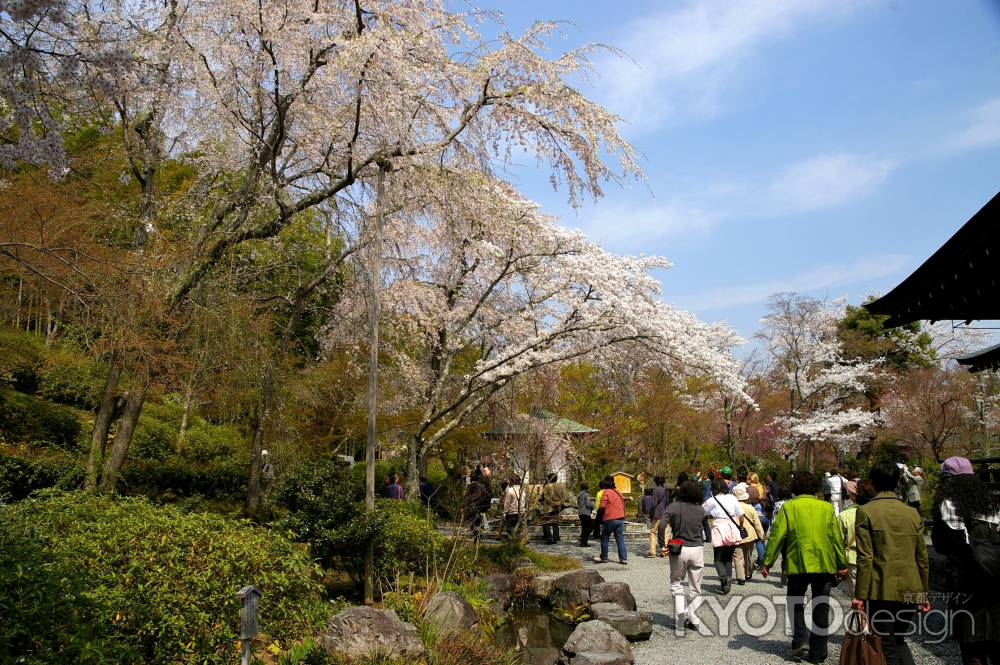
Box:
[715,496,749,540]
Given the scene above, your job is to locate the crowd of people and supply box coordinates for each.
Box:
[448,457,999,664]
[470,459,990,665]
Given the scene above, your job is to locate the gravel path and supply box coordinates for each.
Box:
[534,537,960,665]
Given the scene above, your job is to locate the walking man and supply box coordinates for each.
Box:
[762,471,848,663]
[853,459,929,665]
[542,474,567,544]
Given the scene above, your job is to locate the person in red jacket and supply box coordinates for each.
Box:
[594,477,628,565]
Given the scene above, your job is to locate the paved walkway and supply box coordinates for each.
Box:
[534,537,961,665]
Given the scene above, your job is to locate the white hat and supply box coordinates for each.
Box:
[733,485,750,501]
[261,449,270,456]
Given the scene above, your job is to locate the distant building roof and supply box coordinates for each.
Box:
[865,191,999,326]
[956,342,1000,373]
[482,409,599,437]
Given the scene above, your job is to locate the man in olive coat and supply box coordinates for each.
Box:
[853,459,929,665]
[542,474,567,544]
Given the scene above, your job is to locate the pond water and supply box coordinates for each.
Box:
[494,608,575,665]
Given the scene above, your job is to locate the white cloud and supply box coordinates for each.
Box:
[947,97,1000,151]
[579,151,895,249]
[598,0,860,131]
[764,153,896,214]
[579,198,719,248]
[673,253,912,311]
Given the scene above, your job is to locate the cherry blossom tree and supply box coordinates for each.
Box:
[758,293,881,469]
[324,174,747,492]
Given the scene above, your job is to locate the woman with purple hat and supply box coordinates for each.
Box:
[932,456,1000,665]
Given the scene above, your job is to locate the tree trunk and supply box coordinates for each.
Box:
[406,436,422,496]
[98,362,149,493]
[14,277,22,328]
[244,364,274,518]
[364,164,388,606]
[177,351,203,453]
[85,353,123,491]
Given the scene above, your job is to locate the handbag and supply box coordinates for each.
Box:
[715,496,749,540]
[839,610,886,665]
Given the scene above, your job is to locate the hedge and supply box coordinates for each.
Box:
[0,492,328,664]
[0,388,82,448]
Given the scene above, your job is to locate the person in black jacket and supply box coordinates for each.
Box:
[647,476,671,558]
[463,479,491,541]
[932,456,1000,665]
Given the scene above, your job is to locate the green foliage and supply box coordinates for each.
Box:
[838,303,934,370]
[36,349,108,409]
[142,400,185,426]
[131,414,177,461]
[274,456,447,585]
[0,329,44,392]
[181,420,245,463]
[0,492,327,664]
[118,456,247,500]
[381,590,421,624]
[0,449,83,500]
[0,388,82,448]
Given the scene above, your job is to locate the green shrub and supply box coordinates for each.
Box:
[0,330,44,392]
[118,456,247,500]
[0,450,84,500]
[0,491,328,664]
[36,349,108,409]
[182,420,245,463]
[131,414,177,461]
[0,388,82,448]
[275,457,448,586]
[143,400,185,427]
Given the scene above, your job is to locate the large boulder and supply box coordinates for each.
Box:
[425,591,478,635]
[588,603,652,642]
[532,573,557,600]
[588,583,636,611]
[560,620,634,665]
[551,570,604,609]
[319,607,426,661]
[569,653,634,665]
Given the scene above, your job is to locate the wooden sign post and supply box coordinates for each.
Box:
[237,585,261,665]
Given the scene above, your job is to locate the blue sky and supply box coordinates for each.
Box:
[485,0,1000,344]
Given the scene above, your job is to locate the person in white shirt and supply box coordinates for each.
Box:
[824,468,846,514]
[703,479,743,594]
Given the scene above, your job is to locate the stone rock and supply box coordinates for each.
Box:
[588,582,636,611]
[568,652,634,665]
[484,572,515,612]
[319,606,426,661]
[532,574,557,600]
[528,646,562,665]
[425,591,478,635]
[560,620,634,665]
[588,603,652,642]
[551,569,604,608]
